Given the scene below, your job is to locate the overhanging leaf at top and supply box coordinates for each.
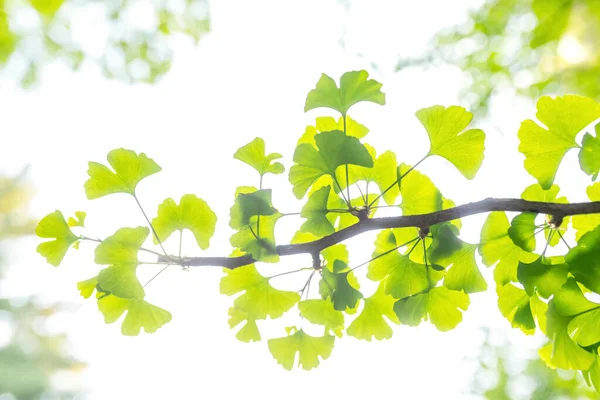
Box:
[289,130,373,198]
[36,210,79,266]
[416,105,485,179]
[304,70,385,116]
[152,194,217,250]
[84,148,161,199]
[233,137,285,176]
[518,95,600,189]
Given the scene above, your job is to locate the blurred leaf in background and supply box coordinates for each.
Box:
[399,0,600,114]
[470,328,597,399]
[0,0,210,87]
[0,172,84,399]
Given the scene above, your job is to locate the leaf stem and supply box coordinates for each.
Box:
[134,194,167,256]
[179,230,183,258]
[80,235,164,257]
[143,264,171,288]
[350,236,420,272]
[541,230,554,256]
[556,230,571,250]
[343,115,352,206]
[369,154,428,207]
[268,268,309,280]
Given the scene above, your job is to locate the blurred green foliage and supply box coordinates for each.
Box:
[402,0,600,114]
[0,173,84,399]
[471,329,597,399]
[0,0,210,86]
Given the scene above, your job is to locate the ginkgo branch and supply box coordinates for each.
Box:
[159,198,600,269]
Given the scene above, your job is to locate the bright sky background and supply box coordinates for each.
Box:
[0,0,595,398]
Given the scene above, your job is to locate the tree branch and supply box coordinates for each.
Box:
[159,198,600,269]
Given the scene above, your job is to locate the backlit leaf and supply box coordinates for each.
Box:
[566,225,600,293]
[319,260,363,311]
[416,105,485,179]
[289,130,373,199]
[347,282,399,341]
[233,137,285,176]
[84,148,161,199]
[98,295,171,336]
[220,264,300,319]
[304,70,385,116]
[299,299,344,337]
[35,210,79,266]
[268,329,334,371]
[152,194,217,250]
[67,211,86,228]
[94,227,149,299]
[579,125,600,179]
[300,185,335,237]
[517,256,568,298]
[518,95,600,189]
[393,286,469,331]
[508,213,538,252]
[398,163,443,215]
[497,284,536,334]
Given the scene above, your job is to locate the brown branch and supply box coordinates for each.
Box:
[159,198,600,269]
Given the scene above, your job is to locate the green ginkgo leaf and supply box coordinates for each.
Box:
[152,194,217,250]
[227,304,262,343]
[229,187,281,262]
[94,226,149,299]
[347,282,399,341]
[416,105,485,179]
[566,225,600,293]
[298,116,369,147]
[346,145,400,205]
[304,70,385,116]
[97,295,172,336]
[517,256,568,298]
[230,189,277,230]
[300,185,335,237]
[548,284,600,357]
[428,224,487,294]
[233,137,285,176]
[35,210,79,266]
[518,95,600,189]
[368,230,444,299]
[573,183,600,241]
[299,299,344,337]
[497,283,536,334]
[393,286,469,332]
[554,278,598,317]
[29,0,65,17]
[77,276,97,299]
[268,328,335,371]
[539,302,595,370]
[397,163,443,215]
[67,211,86,228]
[289,130,373,199]
[220,264,300,319]
[508,213,538,252]
[84,148,161,199]
[319,260,363,311]
[579,126,600,180]
[479,212,538,286]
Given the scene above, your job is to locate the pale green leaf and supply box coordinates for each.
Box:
[518,95,600,189]
[304,70,385,116]
[152,194,217,250]
[233,137,285,176]
[416,105,485,179]
[268,329,335,371]
[35,210,79,266]
[347,282,399,341]
[84,148,161,199]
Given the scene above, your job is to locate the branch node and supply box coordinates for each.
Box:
[548,215,564,229]
[311,252,322,269]
[418,226,430,239]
